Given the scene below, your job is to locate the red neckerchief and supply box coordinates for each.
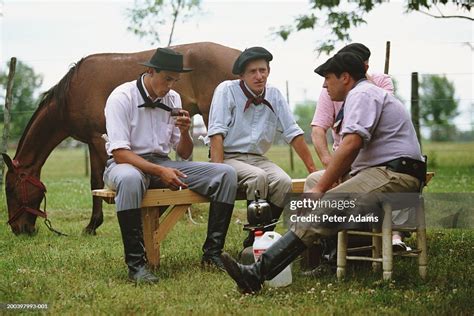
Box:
[239,80,274,113]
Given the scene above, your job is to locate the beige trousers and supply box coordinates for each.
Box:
[224,153,292,207]
[293,166,420,246]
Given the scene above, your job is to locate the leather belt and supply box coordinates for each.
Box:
[378,157,426,184]
[224,151,245,155]
[224,152,262,156]
[108,153,169,160]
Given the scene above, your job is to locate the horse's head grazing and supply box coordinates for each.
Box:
[2,153,47,235]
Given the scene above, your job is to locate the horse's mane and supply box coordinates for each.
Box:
[15,58,86,154]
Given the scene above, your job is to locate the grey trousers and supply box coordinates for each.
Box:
[292,166,420,246]
[224,153,292,207]
[103,154,238,211]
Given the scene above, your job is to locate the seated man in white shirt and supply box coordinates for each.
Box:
[103,48,238,283]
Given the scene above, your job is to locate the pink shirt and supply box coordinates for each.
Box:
[311,73,394,151]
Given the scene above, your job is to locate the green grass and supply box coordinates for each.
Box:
[0,143,473,314]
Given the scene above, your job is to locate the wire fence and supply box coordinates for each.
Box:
[0,108,473,143]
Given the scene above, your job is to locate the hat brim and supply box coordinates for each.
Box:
[139,62,193,73]
[314,59,331,76]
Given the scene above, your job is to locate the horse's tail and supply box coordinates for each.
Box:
[16,58,86,151]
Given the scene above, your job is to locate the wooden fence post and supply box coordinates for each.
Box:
[84,146,89,177]
[384,41,391,74]
[286,80,294,172]
[411,72,422,149]
[1,57,17,189]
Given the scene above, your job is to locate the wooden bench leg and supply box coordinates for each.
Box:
[417,196,428,279]
[155,204,191,244]
[141,207,161,270]
[141,204,191,271]
[337,230,348,280]
[372,227,382,272]
[382,202,393,281]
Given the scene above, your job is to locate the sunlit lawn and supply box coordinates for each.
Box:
[0,142,472,314]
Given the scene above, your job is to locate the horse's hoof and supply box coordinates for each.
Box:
[82,227,97,235]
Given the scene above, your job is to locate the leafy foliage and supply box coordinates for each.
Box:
[275,0,472,54]
[0,60,43,141]
[391,77,405,104]
[126,0,201,46]
[420,75,459,141]
[294,101,316,143]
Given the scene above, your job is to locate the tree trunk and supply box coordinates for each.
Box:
[411,72,422,149]
[1,57,17,189]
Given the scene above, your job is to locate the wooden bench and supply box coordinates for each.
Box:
[93,179,306,269]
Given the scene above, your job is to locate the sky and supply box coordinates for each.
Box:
[1,0,473,132]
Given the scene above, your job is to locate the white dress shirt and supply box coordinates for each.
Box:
[104,75,181,156]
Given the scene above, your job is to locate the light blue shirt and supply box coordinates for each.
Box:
[341,80,423,174]
[207,80,303,155]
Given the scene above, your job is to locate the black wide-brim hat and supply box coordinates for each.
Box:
[232,47,273,75]
[140,47,193,73]
[314,52,366,77]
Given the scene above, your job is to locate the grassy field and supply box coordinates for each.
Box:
[0,143,473,315]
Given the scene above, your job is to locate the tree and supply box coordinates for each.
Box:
[0,60,43,141]
[293,101,316,143]
[420,75,459,141]
[275,0,472,54]
[390,77,405,104]
[126,0,201,46]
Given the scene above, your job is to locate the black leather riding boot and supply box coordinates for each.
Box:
[201,201,234,270]
[221,230,307,294]
[242,202,284,248]
[117,208,159,283]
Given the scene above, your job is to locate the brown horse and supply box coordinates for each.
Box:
[2,42,240,235]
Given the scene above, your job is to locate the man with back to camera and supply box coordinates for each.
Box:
[207,47,316,248]
[219,51,426,294]
[103,48,238,283]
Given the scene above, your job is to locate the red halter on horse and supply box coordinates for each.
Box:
[6,159,47,224]
[2,154,47,234]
